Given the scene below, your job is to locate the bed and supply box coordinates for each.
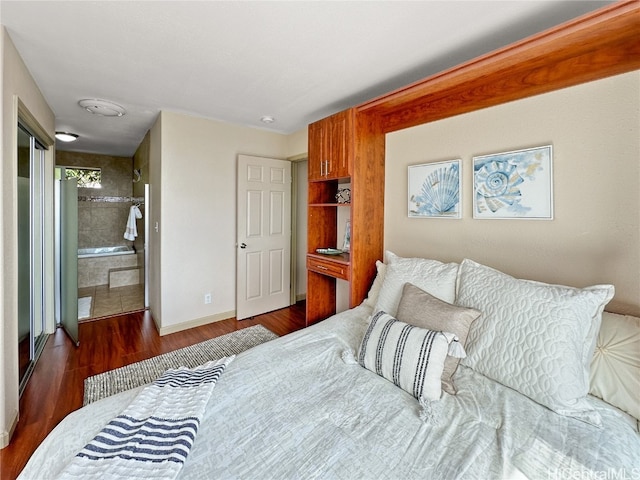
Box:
[19,254,640,479]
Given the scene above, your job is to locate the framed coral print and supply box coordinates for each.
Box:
[473,145,553,219]
[408,159,461,218]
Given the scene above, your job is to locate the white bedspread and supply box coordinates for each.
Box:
[55,357,233,480]
[19,305,640,480]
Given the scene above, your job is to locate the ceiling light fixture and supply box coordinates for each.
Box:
[78,99,126,117]
[55,132,79,142]
[260,115,275,124]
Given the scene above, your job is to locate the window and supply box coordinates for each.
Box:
[64,167,101,188]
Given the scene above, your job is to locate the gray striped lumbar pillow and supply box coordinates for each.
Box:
[358,311,464,402]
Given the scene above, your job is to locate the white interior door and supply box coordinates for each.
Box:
[236,155,291,320]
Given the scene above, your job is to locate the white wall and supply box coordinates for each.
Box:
[151,111,298,334]
[385,71,639,316]
[1,29,55,447]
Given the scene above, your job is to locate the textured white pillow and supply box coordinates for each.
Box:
[358,311,458,401]
[374,251,459,316]
[590,311,640,421]
[362,260,386,309]
[456,259,614,425]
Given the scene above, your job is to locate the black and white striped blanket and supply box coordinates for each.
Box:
[56,356,234,480]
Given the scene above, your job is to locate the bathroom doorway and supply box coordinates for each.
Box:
[55,151,148,321]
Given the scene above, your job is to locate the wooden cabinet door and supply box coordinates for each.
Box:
[308,121,325,181]
[329,111,349,178]
[308,109,352,181]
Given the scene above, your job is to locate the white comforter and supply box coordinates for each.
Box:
[20,305,640,480]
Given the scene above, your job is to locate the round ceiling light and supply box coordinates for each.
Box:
[55,132,79,142]
[260,115,275,124]
[78,99,126,117]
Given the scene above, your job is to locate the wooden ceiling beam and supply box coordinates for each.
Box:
[357,1,640,133]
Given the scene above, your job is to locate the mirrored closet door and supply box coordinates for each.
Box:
[18,122,49,395]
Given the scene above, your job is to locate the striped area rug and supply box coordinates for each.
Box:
[83,325,278,405]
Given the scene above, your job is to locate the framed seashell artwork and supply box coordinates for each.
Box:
[472,145,553,219]
[408,159,462,218]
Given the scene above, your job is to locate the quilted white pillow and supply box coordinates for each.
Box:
[374,251,459,317]
[362,260,386,309]
[456,259,614,425]
[590,311,640,421]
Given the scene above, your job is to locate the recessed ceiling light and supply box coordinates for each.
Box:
[260,115,275,124]
[78,99,126,117]
[55,132,79,142]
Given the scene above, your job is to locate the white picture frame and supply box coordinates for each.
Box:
[473,145,553,219]
[408,159,462,219]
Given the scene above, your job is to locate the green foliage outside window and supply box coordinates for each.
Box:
[65,168,101,188]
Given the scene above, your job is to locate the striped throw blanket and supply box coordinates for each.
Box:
[56,356,234,480]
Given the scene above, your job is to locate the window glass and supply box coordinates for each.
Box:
[65,167,101,188]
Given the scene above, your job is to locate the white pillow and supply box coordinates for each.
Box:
[456,259,614,426]
[374,251,459,316]
[590,311,640,421]
[358,311,458,401]
[362,260,386,309]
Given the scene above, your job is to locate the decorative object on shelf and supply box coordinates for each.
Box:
[473,145,553,219]
[335,187,351,204]
[316,248,343,255]
[408,159,462,219]
[342,220,351,252]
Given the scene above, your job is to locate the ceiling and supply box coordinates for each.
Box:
[1,1,612,157]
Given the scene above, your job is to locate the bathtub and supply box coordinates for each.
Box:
[77,246,140,288]
[78,245,135,259]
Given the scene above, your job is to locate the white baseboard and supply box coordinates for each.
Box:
[0,409,19,449]
[158,310,236,336]
[296,293,306,302]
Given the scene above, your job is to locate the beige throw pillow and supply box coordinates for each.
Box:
[396,283,481,395]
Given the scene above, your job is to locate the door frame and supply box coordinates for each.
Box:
[288,153,307,306]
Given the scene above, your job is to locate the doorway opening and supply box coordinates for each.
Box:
[55,152,148,322]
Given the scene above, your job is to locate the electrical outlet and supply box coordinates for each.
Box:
[204,293,212,304]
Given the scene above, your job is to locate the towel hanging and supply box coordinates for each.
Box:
[124,205,142,241]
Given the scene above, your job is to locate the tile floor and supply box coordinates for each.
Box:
[78,283,145,320]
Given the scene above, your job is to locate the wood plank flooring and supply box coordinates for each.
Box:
[0,303,306,480]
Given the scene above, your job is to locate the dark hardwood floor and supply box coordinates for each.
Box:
[0,302,306,480]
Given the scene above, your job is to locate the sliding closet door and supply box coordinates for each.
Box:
[17,126,31,384]
[18,122,50,393]
[60,177,79,345]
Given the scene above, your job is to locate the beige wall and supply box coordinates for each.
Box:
[286,127,308,159]
[147,117,163,326]
[150,111,296,334]
[295,160,308,299]
[385,71,640,316]
[1,29,55,447]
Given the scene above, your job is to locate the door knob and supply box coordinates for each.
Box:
[240,243,247,249]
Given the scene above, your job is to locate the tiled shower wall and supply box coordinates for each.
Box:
[57,151,135,249]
